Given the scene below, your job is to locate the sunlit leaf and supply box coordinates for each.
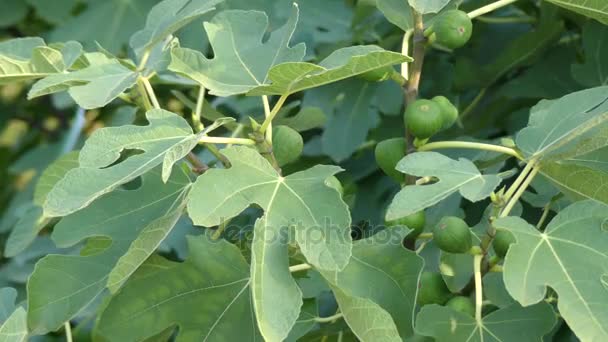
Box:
[28,57,138,109]
[386,152,501,221]
[495,201,608,341]
[42,110,229,217]
[516,86,608,161]
[0,38,81,85]
[248,45,409,96]
[169,5,305,96]
[187,146,352,340]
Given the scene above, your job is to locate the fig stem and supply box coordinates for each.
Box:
[192,86,206,132]
[468,0,519,19]
[64,322,73,342]
[314,312,344,323]
[417,141,523,160]
[289,263,312,273]
[501,165,540,217]
[141,76,160,109]
[259,94,289,137]
[198,136,256,145]
[474,254,483,322]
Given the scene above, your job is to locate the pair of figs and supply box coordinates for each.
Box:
[418,272,475,316]
[433,216,516,257]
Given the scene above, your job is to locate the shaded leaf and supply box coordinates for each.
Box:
[49,0,157,54]
[541,161,608,206]
[130,0,223,56]
[27,169,190,334]
[495,201,608,341]
[248,45,410,96]
[320,227,424,340]
[169,5,305,96]
[546,0,608,24]
[96,235,260,341]
[0,0,27,27]
[572,20,608,87]
[501,49,583,99]
[274,107,326,132]
[408,0,451,14]
[416,303,556,342]
[4,152,79,257]
[386,152,501,221]
[0,288,27,342]
[321,80,379,162]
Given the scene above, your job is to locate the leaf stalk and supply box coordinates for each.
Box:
[417,141,523,160]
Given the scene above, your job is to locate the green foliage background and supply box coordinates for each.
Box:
[1,0,608,341]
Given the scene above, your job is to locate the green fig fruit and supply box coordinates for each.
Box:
[493,229,516,258]
[375,138,406,182]
[446,296,475,316]
[272,125,303,166]
[433,216,473,254]
[432,95,459,129]
[385,210,426,237]
[418,271,452,306]
[405,99,444,139]
[432,10,473,49]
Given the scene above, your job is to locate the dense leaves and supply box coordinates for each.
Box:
[1,0,608,341]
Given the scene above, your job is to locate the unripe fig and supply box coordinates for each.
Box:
[272,125,303,166]
[432,10,473,49]
[385,210,426,237]
[446,296,475,317]
[493,229,516,258]
[358,66,395,82]
[433,216,473,254]
[374,138,406,182]
[325,176,344,196]
[431,95,458,129]
[405,99,444,139]
[418,271,452,306]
